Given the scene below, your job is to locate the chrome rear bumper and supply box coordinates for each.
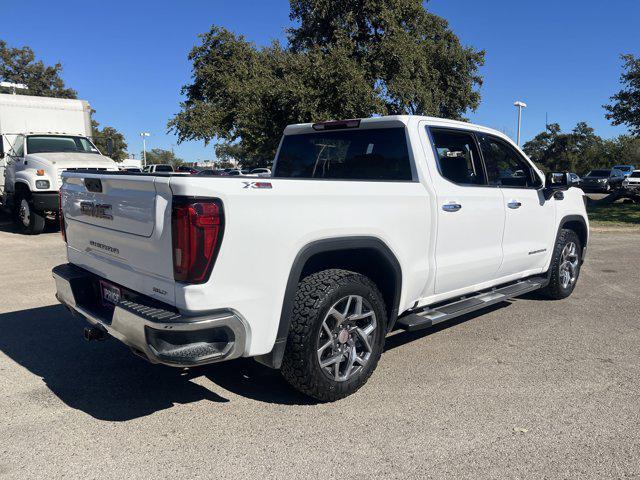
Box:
[52,263,248,367]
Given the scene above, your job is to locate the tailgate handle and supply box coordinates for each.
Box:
[85,178,103,193]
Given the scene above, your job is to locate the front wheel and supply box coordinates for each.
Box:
[540,229,582,299]
[281,269,387,401]
[15,197,46,235]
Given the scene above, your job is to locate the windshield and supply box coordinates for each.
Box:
[630,172,640,178]
[586,170,610,178]
[614,166,632,172]
[27,135,99,154]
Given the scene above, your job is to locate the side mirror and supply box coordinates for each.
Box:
[544,172,574,199]
[547,172,568,187]
[106,138,114,157]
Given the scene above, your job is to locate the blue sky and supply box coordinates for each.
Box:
[2,0,638,161]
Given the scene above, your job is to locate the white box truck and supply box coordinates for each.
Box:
[0,93,118,234]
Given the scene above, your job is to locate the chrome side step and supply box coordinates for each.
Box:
[396,278,546,332]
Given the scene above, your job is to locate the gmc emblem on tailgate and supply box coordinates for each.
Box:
[80,201,113,220]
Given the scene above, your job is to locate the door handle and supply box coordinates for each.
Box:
[507,200,522,209]
[442,202,462,212]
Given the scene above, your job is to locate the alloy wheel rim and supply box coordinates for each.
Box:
[559,241,579,289]
[316,295,377,382]
[19,199,31,227]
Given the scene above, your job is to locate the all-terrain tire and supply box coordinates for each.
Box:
[539,229,582,300]
[281,269,387,401]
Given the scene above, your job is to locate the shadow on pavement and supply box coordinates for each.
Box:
[0,301,515,420]
[0,305,311,422]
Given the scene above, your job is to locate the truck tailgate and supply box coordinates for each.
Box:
[61,172,176,304]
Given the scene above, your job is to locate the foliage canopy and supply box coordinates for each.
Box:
[1,40,128,160]
[144,148,183,167]
[523,122,640,175]
[0,40,77,98]
[604,54,640,136]
[169,0,484,167]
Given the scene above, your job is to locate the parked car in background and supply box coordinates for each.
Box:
[176,165,200,174]
[581,168,626,193]
[119,167,142,173]
[143,164,174,173]
[251,167,272,177]
[613,165,636,177]
[623,170,640,192]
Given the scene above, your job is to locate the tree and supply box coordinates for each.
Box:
[144,148,183,167]
[91,119,128,161]
[288,0,484,117]
[523,122,600,174]
[0,40,77,98]
[1,40,129,161]
[523,122,640,175]
[169,0,484,168]
[604,54,640,136]
[601,134,640,167]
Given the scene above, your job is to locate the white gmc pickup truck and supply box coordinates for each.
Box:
[53,116,588,401]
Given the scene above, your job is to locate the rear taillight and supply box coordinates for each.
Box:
[171,198,224,284]
[59,190,67,243]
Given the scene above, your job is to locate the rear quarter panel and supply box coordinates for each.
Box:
[169,176,431,356]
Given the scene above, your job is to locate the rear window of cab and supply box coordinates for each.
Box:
[273,127,412,181]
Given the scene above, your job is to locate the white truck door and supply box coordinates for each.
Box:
[426,127,505,295]
[477,133,555,276]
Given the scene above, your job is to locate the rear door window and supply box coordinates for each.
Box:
[430,129,486,186]
[273,127,412,181]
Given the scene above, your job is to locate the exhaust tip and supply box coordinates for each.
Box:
[84,325,107,342]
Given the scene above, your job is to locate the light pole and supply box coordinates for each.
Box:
[0,81,28,95]
[140,132,150,167]
[513,101,527,146]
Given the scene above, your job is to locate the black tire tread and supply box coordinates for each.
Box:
[540,228,581,300]
[281,269,386,401]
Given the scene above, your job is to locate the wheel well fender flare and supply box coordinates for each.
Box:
[8,180,31,206]
[553,214,589,265]
[256,236,403,369]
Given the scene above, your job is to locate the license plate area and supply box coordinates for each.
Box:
[100,280,121,307]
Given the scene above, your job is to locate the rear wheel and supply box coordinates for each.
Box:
[540,229,581,299]
[281,269,387,401]
[15,196,46,235]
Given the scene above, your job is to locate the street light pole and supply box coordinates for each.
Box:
[140,132,150,167]
[513,101,527,146]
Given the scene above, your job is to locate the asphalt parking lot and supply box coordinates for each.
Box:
[1,217,639,479]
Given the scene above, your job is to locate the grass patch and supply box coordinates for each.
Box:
[587,201,640,227]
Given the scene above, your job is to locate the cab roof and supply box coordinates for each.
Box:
[283,115,515,145]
